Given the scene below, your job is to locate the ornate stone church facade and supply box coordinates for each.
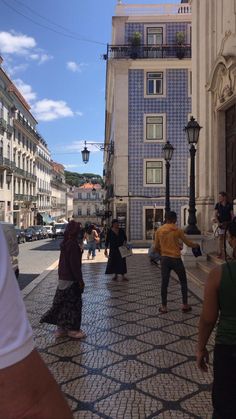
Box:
[191,0,236,231]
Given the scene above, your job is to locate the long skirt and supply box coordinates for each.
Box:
[105,247,127,275]
[40,282,82,330]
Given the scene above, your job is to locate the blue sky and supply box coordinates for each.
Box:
[0,0,178,176]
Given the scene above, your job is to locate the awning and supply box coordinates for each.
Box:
[37,213,53,224]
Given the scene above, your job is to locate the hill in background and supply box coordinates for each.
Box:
[65,170,104,187]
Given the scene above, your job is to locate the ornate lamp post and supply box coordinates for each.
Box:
[163,141,174,220]
[81,141,90,164]
[184,116,202,235]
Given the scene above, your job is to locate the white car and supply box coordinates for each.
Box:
[45,225,53,237]
[54,223,67,237]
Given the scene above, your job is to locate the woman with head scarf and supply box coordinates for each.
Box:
[104,219,128,281]
[40,220,86,339]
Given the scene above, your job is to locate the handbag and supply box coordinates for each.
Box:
[118,244,133,258]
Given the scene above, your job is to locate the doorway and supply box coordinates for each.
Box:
[226,104,236,202]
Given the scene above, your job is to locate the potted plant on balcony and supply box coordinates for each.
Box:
[176,31,185,59]
[130,31,142,59]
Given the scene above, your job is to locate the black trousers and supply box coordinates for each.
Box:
[212,344,236,419]
[160,256,188,306]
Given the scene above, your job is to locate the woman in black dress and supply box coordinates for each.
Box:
[40,220,86,339]
[104,219,128,281]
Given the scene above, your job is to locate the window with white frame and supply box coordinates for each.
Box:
[147,27,163,45]
[145,160,163,185]
[145,207,164,240]
[146,72,163,95]
[146,116,164,141]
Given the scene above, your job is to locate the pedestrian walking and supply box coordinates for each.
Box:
[213,191,234,259]
[85,224,99,260]
[196,219,236,418]
[104,219,128,281]
[40,220,86,339]
[0,225,73,419]
[154,211,199,313]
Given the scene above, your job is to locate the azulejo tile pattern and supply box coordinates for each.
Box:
[25,251,213,418]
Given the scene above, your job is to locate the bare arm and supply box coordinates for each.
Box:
[0,349,73,419]
[196,266,221,371]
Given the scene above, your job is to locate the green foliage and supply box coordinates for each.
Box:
[130,31,142,46]
[65,170,104,187]
[176,31,185,45]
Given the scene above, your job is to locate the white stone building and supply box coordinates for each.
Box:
[73,183,105,225]
[191,0,236,232]
[36,137,52,224]
[50,161,67,222]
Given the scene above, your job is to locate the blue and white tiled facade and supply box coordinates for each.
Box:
[105,6,192,244]
[127,23,191,241]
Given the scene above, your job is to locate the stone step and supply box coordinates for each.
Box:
[207,253,225,265]
[197,260,217,274]
[186,267,207,289]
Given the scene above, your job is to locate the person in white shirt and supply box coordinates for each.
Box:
[0,225,73,419]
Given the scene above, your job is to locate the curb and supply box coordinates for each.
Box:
[22,259,59,299]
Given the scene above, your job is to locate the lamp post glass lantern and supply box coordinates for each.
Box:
[81,141,90,164]
[163,141,174,219]
[184,116,202,235]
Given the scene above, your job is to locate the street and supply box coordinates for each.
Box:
[18,237,61,290]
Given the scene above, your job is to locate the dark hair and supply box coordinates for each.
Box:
[165,211,177,223]
[219,191,227,198]
[111,219,119,226]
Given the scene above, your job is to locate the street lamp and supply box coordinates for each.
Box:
[81,141,114,164]
[184,116,202,235]
[163,141,174,220]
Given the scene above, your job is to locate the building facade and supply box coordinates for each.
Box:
[36,137,52,225]
[50,162,67,222]
[191,0,236,232]
[73,183,105,225]
[104,1,192,244]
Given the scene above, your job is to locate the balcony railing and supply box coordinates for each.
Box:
[38,187,51,194]
[0,156,15,169]
[115,3,191,16]
[14,194,37,202]
[107,44,191,60]
[6,124,14,135]
[0,117,7,132]
[14,167,37,181]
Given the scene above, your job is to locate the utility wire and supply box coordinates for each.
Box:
[1,0,106,46]
[12,0,99,42]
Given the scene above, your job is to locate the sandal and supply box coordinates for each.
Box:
[67,330,86,339]
[159,307,168,314]
[182,305,192,313]
[54,329,68,338]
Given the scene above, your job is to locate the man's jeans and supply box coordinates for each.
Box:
[87,242,96,257]
[160,256,188,306]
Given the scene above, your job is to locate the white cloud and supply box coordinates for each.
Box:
[66,61,87,73]
[14,78,37,102]
[6,63,28,76]
[0,31,36,54]
[75,110,83,117]
[32,99,74,121]
[29,52,53,64]
[63,164,79,169]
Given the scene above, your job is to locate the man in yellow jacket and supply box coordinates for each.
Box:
[154,211,200,314]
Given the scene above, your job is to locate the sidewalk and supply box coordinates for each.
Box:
[23,250,213,419]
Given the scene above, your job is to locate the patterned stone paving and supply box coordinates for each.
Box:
[23,251,213,418]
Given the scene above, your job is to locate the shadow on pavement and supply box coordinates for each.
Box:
[29,239,62,251]
[18,273,38,290]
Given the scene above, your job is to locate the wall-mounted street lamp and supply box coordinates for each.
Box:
[6,172,13,184]
[163,141,174,220]
[81,141,114,164]
[184,116,202,235]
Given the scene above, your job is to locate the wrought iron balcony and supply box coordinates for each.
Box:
[0,156,15,169]
[14,193,37,202]
[6,124,14,135]
[107,44,191,60]
[0,117,7,132]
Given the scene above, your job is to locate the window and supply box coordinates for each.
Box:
[77,208,82,216]
[145,207,164,240]
[77,193,82,199]
[147,27,163,45]
[7,143,10,159]
[145,160,163,185]
[146,72,163,95]
[18,153,21,168]
[146,116,163,141]
[87,207,90,216]
[0,173,3,189]
[87,193,91,199]
[0,139,3,156]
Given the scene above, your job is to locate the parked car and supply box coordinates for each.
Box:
[14,227,26,244]
[45,225,53,238]
[24,227,37,242]
[28,225,43,240]
[41,226,49,238]
[55,223,67,237]
[0,222,19,278]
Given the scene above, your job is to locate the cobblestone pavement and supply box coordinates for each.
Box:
[24,250,214,419]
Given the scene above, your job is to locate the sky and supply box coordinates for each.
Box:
[0,0,179,176]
